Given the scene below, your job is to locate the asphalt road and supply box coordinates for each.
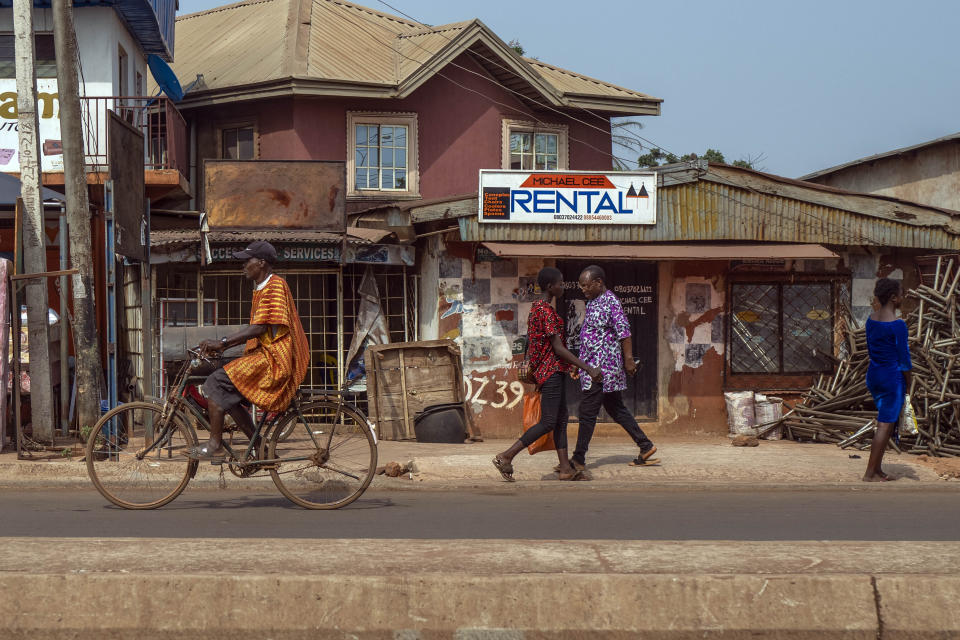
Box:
[3,487,960,540]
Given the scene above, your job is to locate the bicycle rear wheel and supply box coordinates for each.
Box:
[85,402,198,509]
[269,400,377,509]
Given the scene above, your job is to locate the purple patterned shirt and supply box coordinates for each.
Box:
[579,289,631,392]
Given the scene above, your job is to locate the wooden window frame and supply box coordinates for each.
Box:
[501,119,569,170]
[346,111,419,199]
[218,122,258,160]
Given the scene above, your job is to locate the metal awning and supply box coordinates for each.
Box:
[481,243,840,260]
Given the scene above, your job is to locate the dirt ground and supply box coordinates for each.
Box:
[912,454,960,479]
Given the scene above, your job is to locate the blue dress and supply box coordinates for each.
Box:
[865,318,912,423]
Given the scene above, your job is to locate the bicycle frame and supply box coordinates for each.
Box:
[143,351,356,470]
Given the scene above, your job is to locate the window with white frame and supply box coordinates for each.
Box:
[502,120,568,170]
[347,112,418,196]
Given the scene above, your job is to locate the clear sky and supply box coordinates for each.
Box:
[175,0,958,178]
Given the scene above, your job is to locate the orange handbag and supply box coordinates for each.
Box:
[522,392,556,455]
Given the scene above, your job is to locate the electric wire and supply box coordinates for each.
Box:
[343,2,889,245]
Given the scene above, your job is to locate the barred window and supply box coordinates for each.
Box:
[730,282,835,374]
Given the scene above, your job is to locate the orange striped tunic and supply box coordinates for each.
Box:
[224,275,309,412]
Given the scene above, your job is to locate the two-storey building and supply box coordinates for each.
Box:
[0,0,187,426]
[150,0,661,410]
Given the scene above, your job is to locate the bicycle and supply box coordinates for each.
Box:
[85,349,378,510]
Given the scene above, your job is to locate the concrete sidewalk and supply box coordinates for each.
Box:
[0,433,954,489]
[2,538,959,638]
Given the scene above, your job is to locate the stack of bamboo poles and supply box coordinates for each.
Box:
[780,256,960,457]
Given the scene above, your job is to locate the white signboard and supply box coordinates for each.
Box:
[0,78,63,172]
[479,170,656,225]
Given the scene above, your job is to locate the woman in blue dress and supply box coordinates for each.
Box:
[863,278,912,482]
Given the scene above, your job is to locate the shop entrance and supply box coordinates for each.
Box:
[558,260,658,421]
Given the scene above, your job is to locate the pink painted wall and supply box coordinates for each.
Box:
[190,53,617,209]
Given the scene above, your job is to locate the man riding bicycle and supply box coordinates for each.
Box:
[189,240,309,461]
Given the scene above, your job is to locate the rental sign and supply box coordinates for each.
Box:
[479,170,656,225]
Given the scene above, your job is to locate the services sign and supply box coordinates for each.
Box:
[479,170,656,225]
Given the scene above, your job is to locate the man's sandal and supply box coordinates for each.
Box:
[629,446,660,466]
[558,469,589,481]
[492,455,515,482]
[187,444,227,462]
[553,460,587,473]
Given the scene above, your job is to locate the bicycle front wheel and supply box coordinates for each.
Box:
[269,400,377,509]
[85,402,198,509]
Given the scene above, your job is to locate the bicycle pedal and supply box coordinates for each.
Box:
[209,459,225,466]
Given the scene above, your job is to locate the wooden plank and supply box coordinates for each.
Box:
[398,350,412,440]
[365,339,464,440]
[375,364,458,392]
[372,390,458,417]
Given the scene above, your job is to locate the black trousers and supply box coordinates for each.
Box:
[519,373,568,450]
[573,385,653,464]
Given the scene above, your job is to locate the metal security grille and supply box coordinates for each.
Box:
[120,264,144,402]
[343,265,410,344]
[730,282,835,374]
[730,284,780,373]
[202,270,342,392]
[153,265,413,404]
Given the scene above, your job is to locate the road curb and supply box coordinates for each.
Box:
[1,572,886,639]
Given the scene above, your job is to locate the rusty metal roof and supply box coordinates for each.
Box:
[481,242,840,260]
[151,228,373,247]
[459,164,960,250]
[169,0,661,114]
[800,131,960,181]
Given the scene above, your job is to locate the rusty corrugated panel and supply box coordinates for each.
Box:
[483,242,839,260]
[461,179,960,250]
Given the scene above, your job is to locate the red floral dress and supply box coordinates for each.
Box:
[527,300,569,385]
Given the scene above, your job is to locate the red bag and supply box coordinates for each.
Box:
[521,392,556,455]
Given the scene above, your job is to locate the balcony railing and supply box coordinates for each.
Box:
[79,95,188,176]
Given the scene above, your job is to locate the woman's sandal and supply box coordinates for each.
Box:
[492,455,515,482]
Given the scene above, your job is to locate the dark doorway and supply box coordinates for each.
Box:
[558,260,658,421]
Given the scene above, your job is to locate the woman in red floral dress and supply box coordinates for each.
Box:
[493,267,601,481]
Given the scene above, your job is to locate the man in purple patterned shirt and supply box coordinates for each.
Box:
[572,265,658,471]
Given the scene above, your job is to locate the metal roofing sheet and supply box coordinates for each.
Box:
[168,0,660,111]
[527,60,660,102]
[460,167,960,250]
[308,0,412,84]
[151,229,347,246]
[800,131,960,181]
[173,0,290,89]
[481,242,840,260]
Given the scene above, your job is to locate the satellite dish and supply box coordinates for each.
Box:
[148,54,184,102]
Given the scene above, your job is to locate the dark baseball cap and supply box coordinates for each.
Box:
[233,240,277,263]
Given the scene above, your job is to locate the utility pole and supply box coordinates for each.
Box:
[52,0,103,430]
[13,0,55,442]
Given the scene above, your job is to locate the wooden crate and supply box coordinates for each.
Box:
[365,339,465,441]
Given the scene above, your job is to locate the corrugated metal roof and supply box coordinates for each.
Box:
[482,242,840,260]
[460,164,960,250]
[174,0,290,89]
[168,0,660,113]
[800,131,960,181]
[152,229,351,247]
[527,60,658,103]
